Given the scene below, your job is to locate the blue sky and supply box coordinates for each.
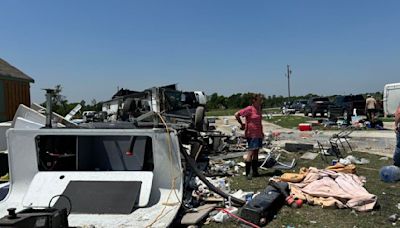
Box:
[1,1,399,103]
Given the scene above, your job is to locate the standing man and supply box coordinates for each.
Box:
[393,103,400,166]
[235,94,264,180]
[365,95,377,121]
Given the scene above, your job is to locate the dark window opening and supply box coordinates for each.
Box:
[36,135,154,172]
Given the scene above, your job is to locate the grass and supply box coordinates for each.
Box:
[206,109,238,116]
[206,151,400,228]
[265,115,314,129]
[380,117,395,122]
[263,107,282,114]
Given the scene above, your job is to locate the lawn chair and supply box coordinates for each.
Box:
[330,126,354,153]
[259,150,296,170]
[317,140,343,164]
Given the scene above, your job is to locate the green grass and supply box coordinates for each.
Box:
[379,117,395,122]
[263,107,282,114]
[206,151,400,228]
[206,109,238,116]
[265,115,314,129]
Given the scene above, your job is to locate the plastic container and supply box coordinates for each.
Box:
[298,123,312,131]
[223,118,229,125]
[379,165,400,182]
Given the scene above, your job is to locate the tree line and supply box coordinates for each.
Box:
[206,92,383,110]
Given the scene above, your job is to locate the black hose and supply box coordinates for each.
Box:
[178,141,246,206]
[127,136,137,155]
[48,194,72,216]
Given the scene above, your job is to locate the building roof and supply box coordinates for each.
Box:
[0,58,34,83]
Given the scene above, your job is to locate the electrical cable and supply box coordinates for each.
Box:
[146,112,181,228]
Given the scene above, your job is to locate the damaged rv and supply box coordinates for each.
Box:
[0,88,243,227]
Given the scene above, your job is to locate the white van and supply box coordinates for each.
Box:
[383,83,400,117]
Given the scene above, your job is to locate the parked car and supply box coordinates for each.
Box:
[291,100,308,113]
[327,95,366,121]
[281,101,296,114]
[304,97,331,118]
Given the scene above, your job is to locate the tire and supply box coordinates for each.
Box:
[194,106,205,130]
[202,117,209,132]
[312,111,316,118]
[121,98,136,121]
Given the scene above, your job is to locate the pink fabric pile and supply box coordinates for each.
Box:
[289,167,377,211]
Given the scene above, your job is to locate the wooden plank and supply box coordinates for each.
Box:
[181,204,217,225]
[5,80,10,120]
[0,80,5,122]
[27,83,31,105]
[25,82,29,105]
[10,81,17,120]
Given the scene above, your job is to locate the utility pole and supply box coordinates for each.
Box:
[285,65,292,102]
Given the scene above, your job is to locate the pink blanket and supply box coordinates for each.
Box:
[290,167,377,211]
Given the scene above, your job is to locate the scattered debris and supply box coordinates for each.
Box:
[350,209,359,217]
[285,143,314,152]
[212,207,238,223]
[380,157,390,161]
[339,155,370,165]
[181,204,217,225]
[300,152,319,160]
[388,214,399,223]
[259,151,296,170]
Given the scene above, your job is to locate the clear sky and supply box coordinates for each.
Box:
[1,1,399,103]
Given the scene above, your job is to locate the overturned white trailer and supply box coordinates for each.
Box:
[0,106,183,227]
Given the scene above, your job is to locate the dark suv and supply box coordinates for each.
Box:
[327,95,365,121]
[292,100,308,113]
[304,97,331,117]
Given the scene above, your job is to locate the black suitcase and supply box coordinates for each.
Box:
[240,182,288,225]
